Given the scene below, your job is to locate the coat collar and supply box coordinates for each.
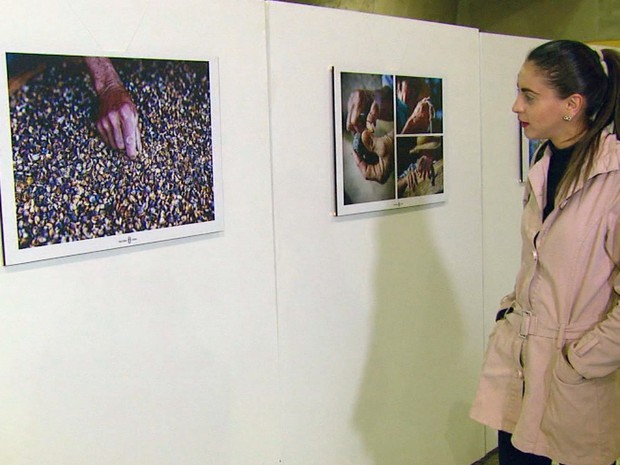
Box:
[526,130,620,210]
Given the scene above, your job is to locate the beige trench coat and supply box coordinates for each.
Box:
[471,131,620,465]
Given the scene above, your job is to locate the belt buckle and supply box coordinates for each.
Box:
[519,310,532,339]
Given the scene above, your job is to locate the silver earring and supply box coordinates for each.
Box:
[563,115,572,121]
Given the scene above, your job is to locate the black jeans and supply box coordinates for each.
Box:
[498,431,551,465]
[498,431,615,465]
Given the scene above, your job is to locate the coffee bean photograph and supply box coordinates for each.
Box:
[1,52,222,265]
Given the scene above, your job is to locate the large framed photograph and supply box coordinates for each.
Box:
[333,68,445,216]
[0,51,222,265]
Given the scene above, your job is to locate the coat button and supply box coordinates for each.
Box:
[517,370,523,379]
[532,250,538,260]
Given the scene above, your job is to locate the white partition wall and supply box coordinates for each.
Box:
[479,32,545,450]
[0,1,547,464]
[479,32,545,327]
[267,3,485,464]
[0,1,280,464]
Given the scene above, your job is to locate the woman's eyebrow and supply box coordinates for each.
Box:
[517,85,539,95]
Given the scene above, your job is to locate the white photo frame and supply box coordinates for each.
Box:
[0,51,223,265]
[333,68,445,216]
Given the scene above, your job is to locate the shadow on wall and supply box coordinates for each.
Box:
[352,207,481,464]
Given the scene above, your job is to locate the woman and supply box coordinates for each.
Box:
[470,40,620,465]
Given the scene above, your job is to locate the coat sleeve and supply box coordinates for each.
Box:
[495,290,516,321]
[499,290,516,311]
[567,210,620,379]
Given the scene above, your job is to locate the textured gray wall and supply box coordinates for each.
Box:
[275,0,620,41]
[457,0,618,41]
[274,0,459,24]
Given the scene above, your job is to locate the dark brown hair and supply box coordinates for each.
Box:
[526,40,620,199]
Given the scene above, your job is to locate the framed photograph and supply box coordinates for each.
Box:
[333,68,445,216]
[519,126,544,183]
[0,51,222,265]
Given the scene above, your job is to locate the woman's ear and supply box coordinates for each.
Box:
[566,93,585,116]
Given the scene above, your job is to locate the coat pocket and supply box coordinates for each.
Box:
[540,353,597,457]
[554,350,586,384]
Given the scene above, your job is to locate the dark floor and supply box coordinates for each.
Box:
[472,449,499,465]
[472,451,618,465]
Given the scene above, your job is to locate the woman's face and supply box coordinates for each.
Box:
[512,60,574,146]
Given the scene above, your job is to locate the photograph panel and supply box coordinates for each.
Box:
[337,71,396,209]
[395,76,443,135]
[1,52,222,264]
[396,135,444,199]
[333,68,445,216]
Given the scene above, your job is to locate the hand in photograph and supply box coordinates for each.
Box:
[8,55,142,161]
[346,89,373,133]
[352,130,394,184]
[396,77,434,134]
[411,136,441,187]
[401,97,435,134]
[346,87,394,134]
[397,168,418,196]
[416,153,435,180]
[396,77,430,109]
[84,57,142,160]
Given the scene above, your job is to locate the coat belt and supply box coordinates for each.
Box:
[505,309,594,349]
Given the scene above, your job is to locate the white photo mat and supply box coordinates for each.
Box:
[0,51,223,265]
[333,67,446,216]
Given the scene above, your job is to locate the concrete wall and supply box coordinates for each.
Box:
[277,0,620,41]
[274,0,460,23]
